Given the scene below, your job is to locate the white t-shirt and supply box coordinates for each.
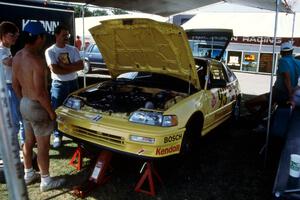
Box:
[45,44,81,81]
[0,44,12,83]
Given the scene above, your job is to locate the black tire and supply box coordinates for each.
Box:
[180,114,203,156]
[0,160,5,183]
[232,95,241,121]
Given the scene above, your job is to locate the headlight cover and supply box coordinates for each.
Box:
[64,97,83,110]
[129,110,177,127]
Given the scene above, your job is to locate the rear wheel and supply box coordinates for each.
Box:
[0,158,4,183]
[232,95,241,121]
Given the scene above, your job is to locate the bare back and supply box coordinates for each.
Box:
[13,49,48,100]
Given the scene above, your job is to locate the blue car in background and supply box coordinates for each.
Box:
[80,43,106,72]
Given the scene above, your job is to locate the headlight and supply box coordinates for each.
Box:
[64,97,83,110]
[129,111,178,127]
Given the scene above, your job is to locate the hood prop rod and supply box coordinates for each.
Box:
[188,64,192,95]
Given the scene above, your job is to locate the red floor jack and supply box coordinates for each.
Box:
[135,161,163,196]
[72,150,113,198]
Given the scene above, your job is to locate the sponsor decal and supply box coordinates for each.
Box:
[164,134,182,143]
[230,36,282,45]
[217,88,228,107]
[92,115,102,122]
[211,93,217,108]
[155,144,180,155]
[22,19,60,35]
[85,114,102,122]
[137,149,145,155]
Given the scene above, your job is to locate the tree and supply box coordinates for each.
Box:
[111,8,128,15]
[93,9,108,16]
[74,6,93,18]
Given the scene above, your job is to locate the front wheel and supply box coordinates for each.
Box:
[180,132,193,156]
[180,116,203,156]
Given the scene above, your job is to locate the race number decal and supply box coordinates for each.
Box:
[218,88,227,107]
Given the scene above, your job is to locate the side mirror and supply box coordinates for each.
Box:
[210,79,227,88]
[82,60,90,74]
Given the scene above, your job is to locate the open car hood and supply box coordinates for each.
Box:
[89,18,200,90]
[185,29,233,60]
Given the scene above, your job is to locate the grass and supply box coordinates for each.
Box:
[0,94,279,200]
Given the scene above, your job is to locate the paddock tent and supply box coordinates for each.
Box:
[54,0,295,16]
[75,13,168,42]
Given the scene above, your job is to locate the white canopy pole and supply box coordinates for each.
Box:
[0,65,28,200]
[264,0,280,167]
[291,12,296,42]
[81,4,86,88]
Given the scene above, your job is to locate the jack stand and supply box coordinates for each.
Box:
[69,145,83,171]
[72,150,113,198]
[135,161,163,196]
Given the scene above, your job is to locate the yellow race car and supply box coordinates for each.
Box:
[56,18,241,158]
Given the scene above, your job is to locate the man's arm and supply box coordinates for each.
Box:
[32,58,56,120]
[282,72,293,99]
[12,58,22,99]
[48,59,83,75]
[45,48,83,75]
[2,56,12,67]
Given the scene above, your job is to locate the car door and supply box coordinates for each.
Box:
[203,61,232,129]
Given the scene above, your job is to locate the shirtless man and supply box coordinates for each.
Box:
[12,21,64,192]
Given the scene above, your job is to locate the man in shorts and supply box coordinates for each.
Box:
[12,21,64,192]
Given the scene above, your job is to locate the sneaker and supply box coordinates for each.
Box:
[52,137,62,148]
[24,171,40,185]
[40,178,65,192]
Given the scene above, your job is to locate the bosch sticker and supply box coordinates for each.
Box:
[164,134,182,143]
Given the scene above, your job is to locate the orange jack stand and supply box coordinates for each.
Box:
[69,145,83,171]
[72,150,113,198]
[135,161,163,196]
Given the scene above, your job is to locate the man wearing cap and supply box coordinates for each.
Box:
[245,41,300,132]
[45,25,83,148]
[273,41,300,104]
[12,21,65,192]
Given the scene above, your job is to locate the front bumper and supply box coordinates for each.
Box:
[57,108,185,158]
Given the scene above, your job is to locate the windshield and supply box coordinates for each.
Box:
[188,36,228,60]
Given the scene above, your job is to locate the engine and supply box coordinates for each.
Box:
[78,81,186,114]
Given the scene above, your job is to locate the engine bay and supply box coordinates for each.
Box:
[77,81,187,114]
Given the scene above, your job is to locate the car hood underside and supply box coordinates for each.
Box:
[89,18,200,90]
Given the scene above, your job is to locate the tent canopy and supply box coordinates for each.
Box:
[54,0,295,16]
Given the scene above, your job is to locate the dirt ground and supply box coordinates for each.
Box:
[0,93,281,200]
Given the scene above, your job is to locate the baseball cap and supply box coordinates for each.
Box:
[280,42,294,51]
[24,21,46,35]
